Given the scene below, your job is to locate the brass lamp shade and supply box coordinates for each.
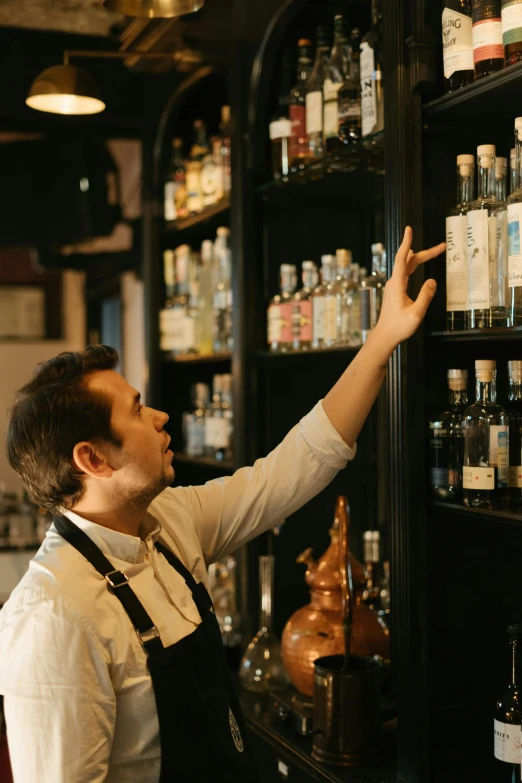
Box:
[103,0,204,17]
[26,65,105,115]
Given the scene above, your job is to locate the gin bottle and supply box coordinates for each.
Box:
[446,154,475,330]
[312,255,339,349]
[360,242,387,328]
[267,264,297,352]
[291,261,317,351]
[507,360,522,511]
[323,15,350,154]
[305,26,331,159]
[466,145,509,329]
[360,0,384,138]
[463,359,509,509]
[507,118,522,325]
[289,39,313,172]
[442,0,474,93]
[337,27,362,146]
[502,0,522,65]
[428,369,468,501]
[494,625,522,782]
[496,156,508,202]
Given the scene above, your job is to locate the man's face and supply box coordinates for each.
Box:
[87,370,174,498]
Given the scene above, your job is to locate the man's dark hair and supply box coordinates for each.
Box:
[6,345,123,511]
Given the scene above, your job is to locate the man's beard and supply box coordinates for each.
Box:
[115,458,174,515]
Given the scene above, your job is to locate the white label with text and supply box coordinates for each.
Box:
[467,209,491,309]
[508,202,522,287]
[446,214,468,310]
[442,8,473,78]
[494,719,521,763]
[463,466,495,490]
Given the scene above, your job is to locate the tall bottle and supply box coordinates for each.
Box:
[428,369,468,502]
[472,0,503,78]
[446,154,475,330]
[494,625,522,782]
[291,261,317,351]
[502,0,522,65]
[336,249,356,345]
[507,118,522,326]
[184,382,209,457]
[267,264,297,352]
[496,156,508,202]
[510,147,518,195]
[196,239,214,355]
[462,359,509,510]
[442,1,474,92]
[289,39,313,172]
[466,145,509,329]
[507,360,522,511]
[360,0,384,138]
[361,243,387,328]
[337,27,362,146]
[305,26,331,159]
[323,15,350,154]
[213,227,233,353]
[312,255,339,349]
[186,120,209,215]
[164,138,187,222]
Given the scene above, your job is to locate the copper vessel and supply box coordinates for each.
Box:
[281,496,390,698]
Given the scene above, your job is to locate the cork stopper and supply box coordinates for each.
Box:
[336,248,352,267]
[477,145,496,168]
[475,359,496,382]
[447,368,468,391]
[457,154,474,178]
[508,360,522,383]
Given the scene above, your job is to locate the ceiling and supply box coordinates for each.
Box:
[0,0,121,36]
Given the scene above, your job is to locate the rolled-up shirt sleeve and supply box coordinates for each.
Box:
[178,400,356,563]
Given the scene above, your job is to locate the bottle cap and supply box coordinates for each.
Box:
[280,263,296,273]
[302,260,316,270]
[321,254,335,265]
[448,368,468,390]
[515,117,522,130]
[173,137,183,148]
[371,242,385,254]
[298,38,312,46]
[477,144,495,156]
[457,154,474,165]
[221,105,230,124]
[475,360,496,370]
[508,360,522,380]
[511,147,516,161]
[336,249,352,266]
[216,226,230,237]
[496,156,507,173]
[316,25,332,48]
[447,369,468,379]
[201,239,213,262]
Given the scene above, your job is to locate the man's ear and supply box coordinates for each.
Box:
[72,442,114,480]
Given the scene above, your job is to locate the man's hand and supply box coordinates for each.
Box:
[372,226,446,352]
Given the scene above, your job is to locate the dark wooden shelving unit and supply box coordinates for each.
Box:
[162,197,231,235]
[431,501,522,527]
[428,327,522,343]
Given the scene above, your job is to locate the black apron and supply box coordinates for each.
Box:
[53,515,257,783]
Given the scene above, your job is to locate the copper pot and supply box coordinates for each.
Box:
[281,497,390,698]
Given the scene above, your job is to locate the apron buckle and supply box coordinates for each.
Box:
[137,625,160,647]
[105,569,129,589]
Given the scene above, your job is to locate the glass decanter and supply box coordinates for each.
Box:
[238,555,289,693]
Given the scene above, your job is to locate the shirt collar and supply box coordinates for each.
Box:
[55,509,162,565]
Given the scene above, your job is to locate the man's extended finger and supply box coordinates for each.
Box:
[393,226,413,273]
[411,278,437,320]
[410,242,446,266]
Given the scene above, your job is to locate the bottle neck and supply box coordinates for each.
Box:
[509,379,522,401]
[511,162,518,196]
[515,130,522,194]
[510,638,522,686]
[302,270,316,289]
[297,57,312,84]
[449,387,468,408]
[313,45,331,71]
[280,271,296,294]
[476,377,496,403]
[321,264,335,284]
[259,556,274,631]
[478,163,497,200]
[458,172,474,206]
[371,0,381,27]
[497,173,507,202]
[372,253,383,275]
[350,54,360,82]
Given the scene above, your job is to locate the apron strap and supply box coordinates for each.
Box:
[53,515,164,655]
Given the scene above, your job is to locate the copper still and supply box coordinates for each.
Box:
[281,496,390,698]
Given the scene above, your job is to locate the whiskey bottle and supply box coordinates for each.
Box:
[429,369,468,501]
[507,118,522,326]
[502,0,522,65]
[494,625,522,782]
[337,27,362,146]
[466,145,509,329]
[305,26,331,159]
[463,359,509,509]
[507,360,522,511]
[312,255,339,349]
[289,39,313,172]
[472,0,503,79]
[267,264,297,352]
[442,0,474,92]
[323,15,350,154]
[360,0,384,138]
[291,261,317,351]
[446,154,475,330]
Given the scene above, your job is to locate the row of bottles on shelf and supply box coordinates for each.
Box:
[445,118,522,331]
[267,243,386,352]
[159,227,232,356]
[269,1,383,179]
[163,106,231,222]
[0,484,52,547]
[182,376,233,462]
[429,359,522,511]
[442,0,522,94]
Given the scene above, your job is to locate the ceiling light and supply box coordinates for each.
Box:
[103,0,204,18]
[26,64,105,116]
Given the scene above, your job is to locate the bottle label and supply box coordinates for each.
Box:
[508,202,522,287]
[501,0,522,46]
[472,19,503,63]
[278,301,293,344]
[360,42,378,137]
[509,465,522,487]
[289,105,308,160]
[467,209,491,309]
[323,80,341,139]
[430,466,450,487]
[442,8,474,78]
[164,181,177,222]
[494,719,521,763]
[463,466,495,489]
[186,166,203,213]
[313,297,325,341]
[268,304,282,344]
[430,435,452,488]
[446,215,469,311]
[323,297,338,342]
[294,300,312,344]
[490,426,509,487]
[338,95,361,123]
[205,417,229,450]
[200,160,219,206]
[269,119,291,140]
[306,91,323,135]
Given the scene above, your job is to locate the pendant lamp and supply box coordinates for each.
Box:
[103,0,204,17]
[26,63,105,115]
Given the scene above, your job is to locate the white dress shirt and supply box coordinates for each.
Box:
[0,401,355,783]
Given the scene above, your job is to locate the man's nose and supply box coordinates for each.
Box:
[153,409,169,430]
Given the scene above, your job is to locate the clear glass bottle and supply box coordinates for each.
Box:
[507,118,522,326]
[312,255,338,349]
[323,15,350,154]
[267,264,297,352]
[428,369,469,502]
[507,360,522,511]
[494,625,522,781]
[238,555,289,693]
[337,27,362,146]
[463,359,509,509]
[466,145,509,329]
[184,382,209,457]
[472,0,503,79]
[305,25,331,159]
[205,374,225,459]
[360,242,387,328]
[213,227,233,352]
[510,147,518,196]
[196,239,214,355]
[502,0,522,65]
[496,156,508,202]
[186,120,209,215]
[360,0,384,138]
[208,554,242,669]
[442,0,474,93]
[446,154,475,330]
[164,138,187,222]
[291,261,317,351]
[336,248,355,345]
[220,373,234,463]
[289,39,313,172]
[159,249,176,352]
[200,137,221,208]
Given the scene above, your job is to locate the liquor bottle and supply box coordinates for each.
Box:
[213,227,233,352]
[220,105,232,196]
[502,0,522,65]
[494,625,522,781]
[289,39,313,172]
[208,553,242,669]
[183,382,209,457]
[186,120,209,214]
[196,239,214,355]
[507,118,522,326]
[336,248,356,344]
[200,137,222,208]
[312,255,339,349]
[269,118,292,180]
[268,264,297,352]
[159,249,176,352]
[164,138,187,222]
[466,145,509,329]
[497,156,508,202]
[338,27,362,146]
[507,360,522,511]
[291,261,317,351]
[361,242,387,328]
[446,154,475,330]
[205,375,224,459]
[219,373,234,462]
[429,369,469,501]
[349,263,362,346]
[472,0,503,79]
[510,147,518,195]
[174,244,192,355]
[184,249,199,354]
[442,1,474,93]
[360,0,384,138]
[305,25,331,159]
[462,359,509,509]
[362,530,382,611]
[323,15,350,154]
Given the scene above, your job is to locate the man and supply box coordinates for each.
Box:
[0,228,444,782]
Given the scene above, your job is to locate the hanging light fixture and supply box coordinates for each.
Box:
[26,56,106,115]
[103,0,204,18]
